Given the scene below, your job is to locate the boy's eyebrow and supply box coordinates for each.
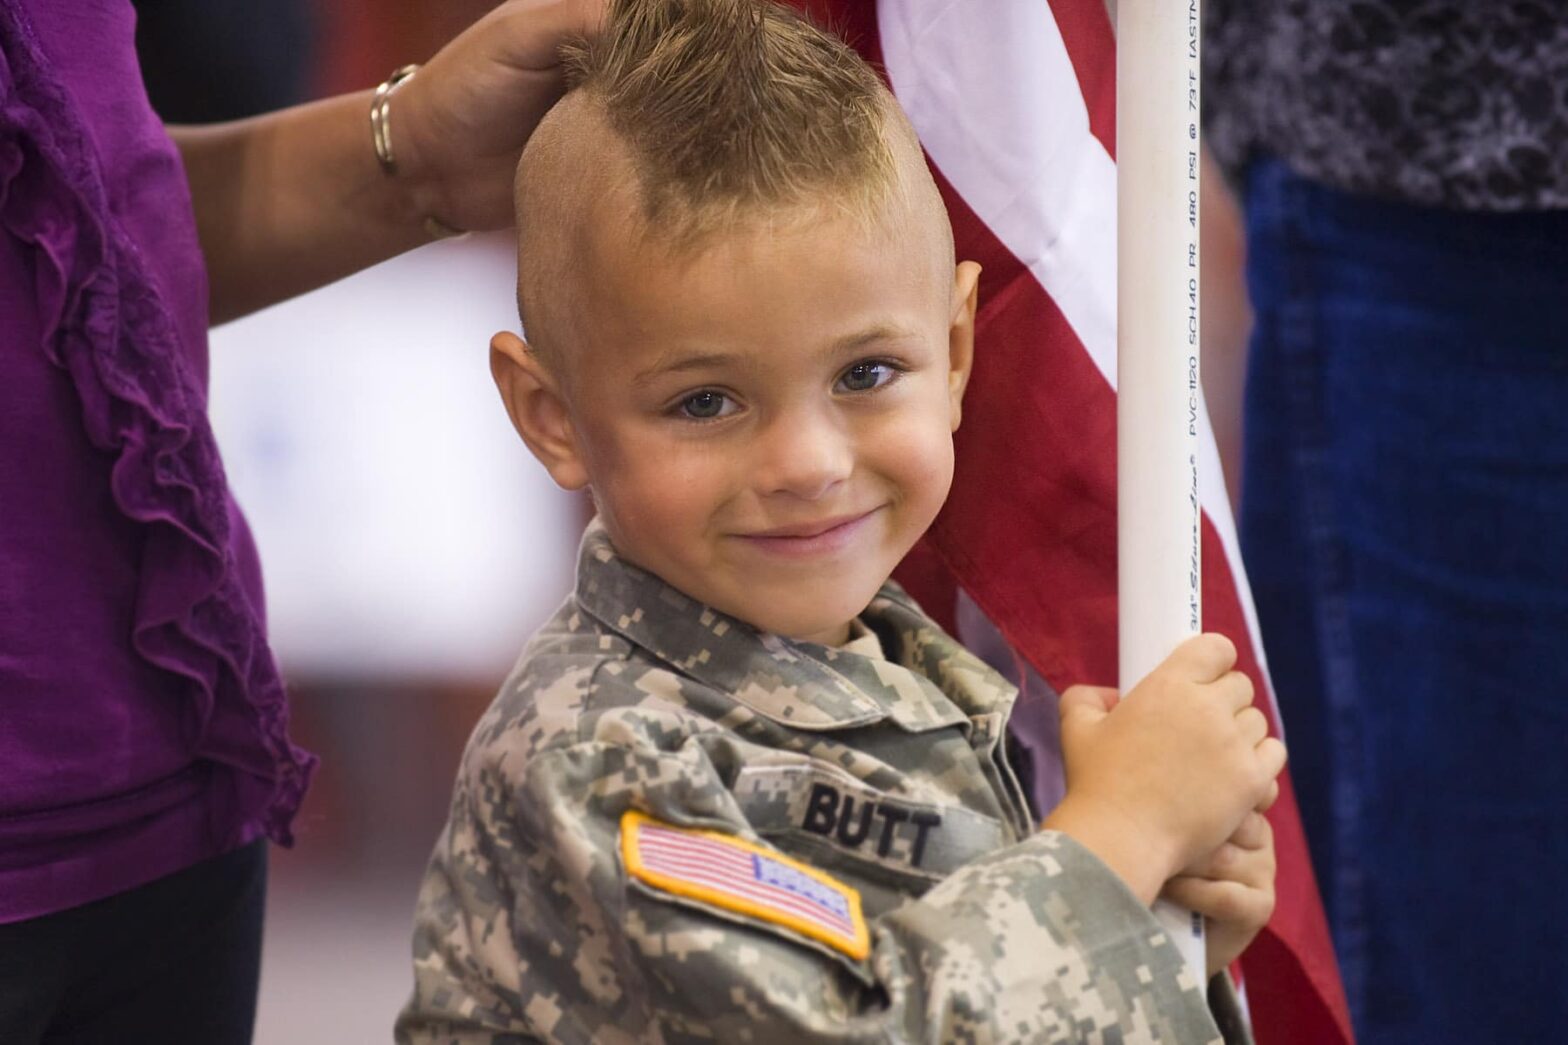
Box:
[632,324,922,387]
[632,351,741,387]
[830,323,922,354]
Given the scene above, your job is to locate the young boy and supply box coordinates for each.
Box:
[398,1,1285,1041]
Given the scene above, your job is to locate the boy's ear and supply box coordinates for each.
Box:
[490,331,590,491]
[946,260,982,431]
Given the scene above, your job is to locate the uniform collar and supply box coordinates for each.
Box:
[573,521,1017,733]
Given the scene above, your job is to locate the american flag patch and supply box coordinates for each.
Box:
[620,809,869,961]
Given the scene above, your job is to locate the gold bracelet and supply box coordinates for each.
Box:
[371,64,419,173]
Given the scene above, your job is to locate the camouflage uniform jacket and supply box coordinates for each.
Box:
[399,524,1249,1044]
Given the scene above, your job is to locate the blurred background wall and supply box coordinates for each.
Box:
[132,2,1251,1041]
[208,233,581,1042]
[134,2,582,1040]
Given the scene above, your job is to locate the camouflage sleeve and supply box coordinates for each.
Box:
[398,724,1229,1043]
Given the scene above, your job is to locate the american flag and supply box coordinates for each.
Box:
[627,814,867,958]
[786,2,1355,1042]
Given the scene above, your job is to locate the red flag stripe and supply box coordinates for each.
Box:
[1202,527,1355,1043]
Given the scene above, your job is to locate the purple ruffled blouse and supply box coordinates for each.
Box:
[0,0,315,922]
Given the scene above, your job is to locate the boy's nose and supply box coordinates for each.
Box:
[753,410,854,501]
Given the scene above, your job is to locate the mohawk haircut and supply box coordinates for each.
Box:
[559,0,903,238]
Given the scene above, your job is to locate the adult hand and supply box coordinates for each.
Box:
[396,0,608,232]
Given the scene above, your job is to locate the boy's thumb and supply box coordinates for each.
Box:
[1059,684,1118,726]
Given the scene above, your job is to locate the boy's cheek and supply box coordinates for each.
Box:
[595,455,736,561]
[874,413,955,502]
[591,424,713,497]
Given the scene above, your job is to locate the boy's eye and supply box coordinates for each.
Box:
[678,390,737,420]
[836,360,897,393]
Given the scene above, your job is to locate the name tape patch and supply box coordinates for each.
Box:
[620,809,869,961]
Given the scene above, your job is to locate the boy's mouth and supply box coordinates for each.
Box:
[735,509,882,556]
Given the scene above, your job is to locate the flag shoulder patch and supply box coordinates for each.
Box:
[619,809,870,961]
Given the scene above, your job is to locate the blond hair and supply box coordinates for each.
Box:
[559,0,904,239]
[515,0,944,361]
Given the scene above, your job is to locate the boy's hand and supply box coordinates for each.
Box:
[1164,811,1277,979]
[1041,634,1286,906]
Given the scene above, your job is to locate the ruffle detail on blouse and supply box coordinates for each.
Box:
[0,8,315,844]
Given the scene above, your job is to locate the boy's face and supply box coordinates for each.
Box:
[496,190,979,646]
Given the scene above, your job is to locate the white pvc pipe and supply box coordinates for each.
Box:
[1116,0,1207,980]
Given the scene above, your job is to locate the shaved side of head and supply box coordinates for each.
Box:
[512,93,630,372]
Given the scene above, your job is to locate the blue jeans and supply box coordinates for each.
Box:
[1241,159,1568,1045]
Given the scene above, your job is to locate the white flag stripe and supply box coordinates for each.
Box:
[878,1,1277,726]
[878,0,1119,390]
[1194,388,1274,697]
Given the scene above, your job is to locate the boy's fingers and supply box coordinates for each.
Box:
[1059,684,1119,719]
[1183,814,1272,878]
[1256,737,1288,781]
[1231,811,1271,851]
[1186,841,1245,879]
[1256,779,1280,813]
[1237,706,1268,744]
[1171,633,1237,683]
[1220,669,1256,712]
[1161,876,1274,926]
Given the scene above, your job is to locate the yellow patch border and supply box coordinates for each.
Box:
[620,809,870,961]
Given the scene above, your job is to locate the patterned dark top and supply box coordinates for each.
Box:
[1205,0,1568,211]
